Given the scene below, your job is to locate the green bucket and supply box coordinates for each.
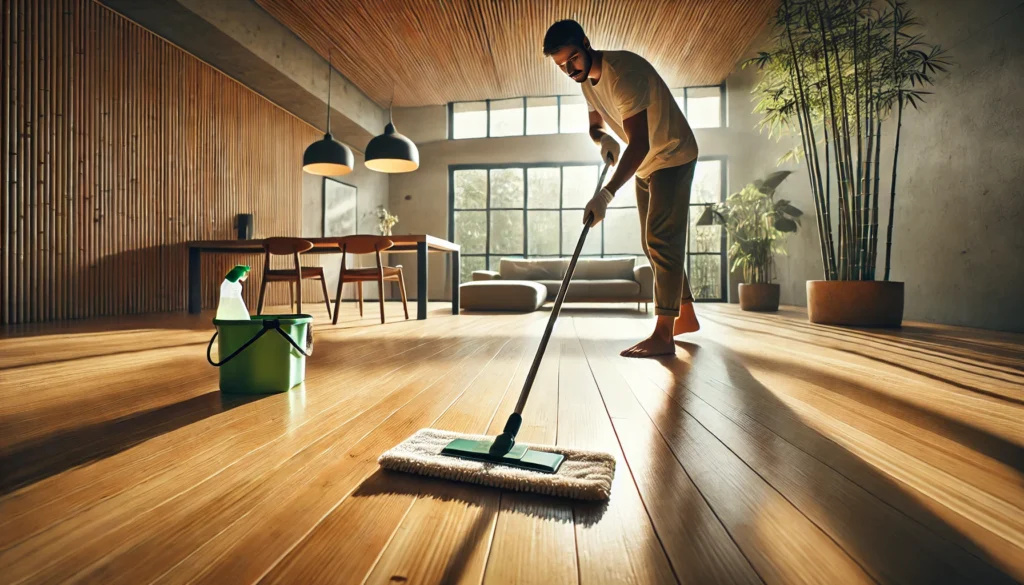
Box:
[206,315,313,394]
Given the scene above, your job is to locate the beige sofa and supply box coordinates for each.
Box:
[461,257,653,311]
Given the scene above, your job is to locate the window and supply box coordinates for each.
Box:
[526,97,558,135]
[684,86,724,128]
[672,85,725,129]
[489,98,524,137]
[451,102,487,139]
[688,158,727,300]
[558,95,589,134]
[449,96,590,139]
[450,84,724,138]
[450,160,727,300]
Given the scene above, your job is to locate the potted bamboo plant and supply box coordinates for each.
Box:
[697,171,802,312]
[749,0,950,326]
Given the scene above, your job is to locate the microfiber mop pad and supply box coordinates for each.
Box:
[378,428,615,501]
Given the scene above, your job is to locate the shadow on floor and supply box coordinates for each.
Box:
[697,316,1024,470]
[642,338,1018,584]
[349,463,608,583]
[0,391,270,495]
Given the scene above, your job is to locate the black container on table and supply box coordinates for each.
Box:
[237,214,253,240]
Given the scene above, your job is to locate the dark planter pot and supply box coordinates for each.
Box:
[738,283,780,312]
[807,280,904,327]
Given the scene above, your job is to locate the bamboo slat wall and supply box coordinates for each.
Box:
[255,0,778,107]
[1,0,321,324]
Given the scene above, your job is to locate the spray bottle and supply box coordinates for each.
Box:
[216,265,252,320]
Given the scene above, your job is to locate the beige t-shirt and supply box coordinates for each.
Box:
[581,50,698,179]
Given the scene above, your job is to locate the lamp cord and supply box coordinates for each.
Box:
[326,48,333,135]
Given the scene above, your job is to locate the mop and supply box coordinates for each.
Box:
[378,160,617,501]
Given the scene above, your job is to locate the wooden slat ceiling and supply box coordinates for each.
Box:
[255,0,779,107]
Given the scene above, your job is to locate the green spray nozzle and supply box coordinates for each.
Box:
[225,265,251,283]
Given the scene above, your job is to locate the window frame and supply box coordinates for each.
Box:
[448,82,727,139]
[449,158,728,302]
[679,83,727,129]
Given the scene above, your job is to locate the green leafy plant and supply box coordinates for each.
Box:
[697,171,803,284]
[749,0,950,281]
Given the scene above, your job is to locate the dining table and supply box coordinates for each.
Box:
[187,235,461,320]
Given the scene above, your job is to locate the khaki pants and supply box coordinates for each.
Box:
[635,160,696,316]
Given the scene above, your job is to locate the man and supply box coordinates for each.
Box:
[543,19,701,358]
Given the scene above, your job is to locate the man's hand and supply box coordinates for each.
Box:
[599,134,621,165]
[584,187,614,226]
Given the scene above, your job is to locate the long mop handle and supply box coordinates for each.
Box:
[488,160,612,456]
[515,159,612,414]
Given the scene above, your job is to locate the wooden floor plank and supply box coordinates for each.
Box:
[579,321,875,585]
[1,305,1020,584]
[353,326,541,585]
[231,323,538,585]
[0,310,490,545]
[673,316,1024,576]
[605,321,1019,584]
[70,320,535,585]
[2,319,509,584]
[574,319,764,585]
[557,319,680,585]
[482,324,579,585]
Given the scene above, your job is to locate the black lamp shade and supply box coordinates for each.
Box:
[365,122,419,173]
[303,133,354,176]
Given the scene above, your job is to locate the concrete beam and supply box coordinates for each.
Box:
[99,0,385,152]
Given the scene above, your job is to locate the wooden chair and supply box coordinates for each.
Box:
[328,235,409,325]
[256,237,332,317]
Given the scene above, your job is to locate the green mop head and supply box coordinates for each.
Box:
[378,428,615,501]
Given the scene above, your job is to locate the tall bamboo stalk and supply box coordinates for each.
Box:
[860,20,875,280]
[869,113,882,278]
[815,0,854,280]
[823,0,857,279]
[884,2,903,282]
[853,8,864,278]
[885,93,903,282]
[817,83,831,229]
[784,0,835,279]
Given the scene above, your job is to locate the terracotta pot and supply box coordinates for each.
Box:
[806,280,904,327]
[738,283,780,312]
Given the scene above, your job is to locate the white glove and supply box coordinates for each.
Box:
[599,134,621,165]
[584,187,615,226]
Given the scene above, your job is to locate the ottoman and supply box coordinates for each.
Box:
[459,280,547,312]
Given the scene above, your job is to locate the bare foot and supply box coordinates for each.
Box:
[620,335,676,358]
[673,301,700,336]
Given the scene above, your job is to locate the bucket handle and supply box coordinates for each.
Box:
[206,319,313,367]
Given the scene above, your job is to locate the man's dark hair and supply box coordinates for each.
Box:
[543,19,586,55]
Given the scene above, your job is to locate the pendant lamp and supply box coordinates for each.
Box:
[303,49,354,176]
[365,92,419,173]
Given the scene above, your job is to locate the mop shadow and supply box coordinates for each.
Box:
[353,468,609,525]
[350,468,608,582]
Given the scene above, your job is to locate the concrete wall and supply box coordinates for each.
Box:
[872,0,1024,331]
[101,0,384,149]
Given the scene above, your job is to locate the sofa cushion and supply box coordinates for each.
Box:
[459,280,547,312]
[535,279,642,300]
[573,257,636,280]
[499,258,567,281]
